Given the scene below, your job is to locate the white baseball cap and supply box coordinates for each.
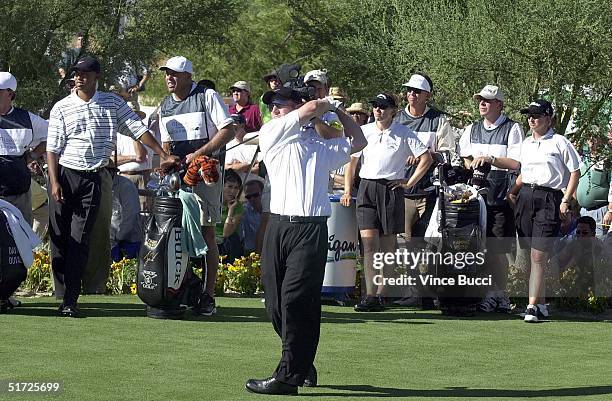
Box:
[402,74,431,92]
[304,69,328,86]
[0,72,17,91]
[159,56,193,74]
[473,85,505,102]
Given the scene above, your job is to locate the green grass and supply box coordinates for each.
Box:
[2,295,611,401]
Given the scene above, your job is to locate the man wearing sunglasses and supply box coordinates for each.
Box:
[393,73,455,308]
[458,84,523,314]
[0,72,48,226]
[245,86,366,395]
[228,80,263,133]
[240,180,264,253]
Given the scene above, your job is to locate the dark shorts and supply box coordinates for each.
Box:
[357,178,405,235]
[515,186,562,252]
[486,203,515,253]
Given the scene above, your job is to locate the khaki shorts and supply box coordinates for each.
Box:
[193,180,222,226]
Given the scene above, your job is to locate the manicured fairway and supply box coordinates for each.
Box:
[2,295,611,401]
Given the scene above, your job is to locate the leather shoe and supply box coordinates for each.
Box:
[245,377,297,395]
[58,304,80,318]
[303,365,317,387]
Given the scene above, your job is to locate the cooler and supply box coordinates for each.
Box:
[322,195,359,298]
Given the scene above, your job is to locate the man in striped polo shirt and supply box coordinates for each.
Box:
[458,84,523,313]
[158,56,236,316]
[47,56,177,318]
[0,72,48,225]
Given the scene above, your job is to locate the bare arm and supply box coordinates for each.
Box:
[471,155,520,170]
[404,152,433,189]
[191,125,236,162]
[340,156,360,207]
[334,107,367,154]
[560,170,580,215]
[137,132,176,163]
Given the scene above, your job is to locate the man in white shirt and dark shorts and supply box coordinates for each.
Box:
[244,86,366,395]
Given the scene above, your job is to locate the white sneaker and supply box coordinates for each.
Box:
[523,304,547,323]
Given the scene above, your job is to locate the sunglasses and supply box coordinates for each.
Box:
[405,87,422,94]
[245,193,261,199]
[527,114,544,119]
[372,104,390,110]
[232,88,245,93]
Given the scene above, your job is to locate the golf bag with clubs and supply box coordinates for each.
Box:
[425,152,489,316]
[136,157,219,319]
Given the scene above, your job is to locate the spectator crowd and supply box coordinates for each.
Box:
[0,48,610,321]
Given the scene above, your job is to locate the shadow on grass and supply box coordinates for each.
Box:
[308,384,612,398]
[12,302,146,318]
[10,301,608,323]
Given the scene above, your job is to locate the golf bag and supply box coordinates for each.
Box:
[0,211,27,302]
[427,159,489,315]
[137,196,201,319]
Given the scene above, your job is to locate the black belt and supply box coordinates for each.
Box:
[270,214,328,223]
[64,166,107,174]
[523,183,562,194]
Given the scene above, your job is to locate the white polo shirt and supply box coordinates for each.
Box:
[259,110,350,216]
[47,91,147,171]
[116,134,153,173]
[459,114,523,171]
[520,129,580,189]
[358,121,428,180]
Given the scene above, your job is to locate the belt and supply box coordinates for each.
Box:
[121,170,148,176]
[65,166,106,174]
[523,183,562,193]
[270,214,328,223]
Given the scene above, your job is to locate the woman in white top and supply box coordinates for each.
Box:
[352,93,432,312]
[508,99,580,323]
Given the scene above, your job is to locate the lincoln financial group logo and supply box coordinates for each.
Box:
[327,234,357,263]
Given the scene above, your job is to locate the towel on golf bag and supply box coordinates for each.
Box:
[178,189,207,258]
[425,184,487,249]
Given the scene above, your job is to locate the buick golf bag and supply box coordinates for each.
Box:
[428,161,488,315]
[0,211,27,304]
[137,196,201,319]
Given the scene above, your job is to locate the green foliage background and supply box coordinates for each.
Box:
[1,0,610,155]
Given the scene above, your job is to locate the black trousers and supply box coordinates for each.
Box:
[49,167,102,305]
[261,216,328,386]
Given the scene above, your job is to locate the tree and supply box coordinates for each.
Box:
[0,0,237,116]
[291,0,611,153]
